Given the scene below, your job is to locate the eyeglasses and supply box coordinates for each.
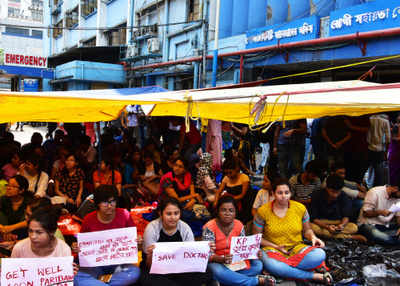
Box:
[100,199,117,206]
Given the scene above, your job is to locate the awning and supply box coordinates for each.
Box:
[1,80,400,124]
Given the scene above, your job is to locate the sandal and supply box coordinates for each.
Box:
[322,272,333,285]
[257,274,276,286]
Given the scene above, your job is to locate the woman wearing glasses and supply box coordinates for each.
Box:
[74,185,141,286]
[0,175,32,238]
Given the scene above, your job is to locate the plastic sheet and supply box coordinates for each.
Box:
[321,240,400,285]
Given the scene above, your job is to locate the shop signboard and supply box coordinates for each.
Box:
[246,15,319,49]
[330,0,400,36]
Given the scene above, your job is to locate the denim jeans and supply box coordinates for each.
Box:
[359,224,400,246]
[74,265,140,286]
[208,259,263,286]
[261,247,326,280]
[259,143,270,168]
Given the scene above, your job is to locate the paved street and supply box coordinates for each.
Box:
[10,123,48,145]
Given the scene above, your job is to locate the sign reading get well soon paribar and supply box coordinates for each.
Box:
[4,53,47,68]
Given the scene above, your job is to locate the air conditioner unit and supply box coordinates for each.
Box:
[126,44,138,58]
[147,38,160,53]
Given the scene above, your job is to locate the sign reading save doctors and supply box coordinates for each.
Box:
[329,0,400,36]
[246,15,319,49]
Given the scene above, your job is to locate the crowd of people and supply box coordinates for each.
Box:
[0,109,399,286]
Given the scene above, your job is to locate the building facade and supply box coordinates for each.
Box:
[0,0,52,91]
[44,0,400,92]
[129,0,400,88]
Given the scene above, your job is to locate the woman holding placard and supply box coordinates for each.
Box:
[141,197,213,286]
[253,178,333,284]
[203,196,275,286]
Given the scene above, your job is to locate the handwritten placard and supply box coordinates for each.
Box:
[77,227,138,267]
[1,256,74,286]
[150,241,210,274]
[230,234,262,263]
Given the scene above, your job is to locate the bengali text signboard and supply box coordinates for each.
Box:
[77,227,138,267]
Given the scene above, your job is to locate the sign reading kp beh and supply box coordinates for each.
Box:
[4,53,47,68]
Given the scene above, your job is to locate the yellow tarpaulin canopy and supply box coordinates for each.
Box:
[1,80,400,124]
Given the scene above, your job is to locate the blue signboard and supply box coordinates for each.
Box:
[246,15,319,49]
[330,0,400,36]
[23,79,39,91]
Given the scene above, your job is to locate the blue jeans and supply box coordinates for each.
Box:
[261,248,326,280]
[74,265,140,286]
[359,224,400,246]
[259,143,270,168]
[208,259,263,286]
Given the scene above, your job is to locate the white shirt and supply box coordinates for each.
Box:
[358,185,400,226]
[367,114,391,152]
[20,169,49,198]
[126,105,139,127]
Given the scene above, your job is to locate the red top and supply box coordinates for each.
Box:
[93,170,122,185]
[80,208,135,233]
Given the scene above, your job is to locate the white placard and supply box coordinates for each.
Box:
[388,201,400,213]
[77,227,138,267]
[1,256,74,286]
[150,241,210,274]
[230,234,262,263]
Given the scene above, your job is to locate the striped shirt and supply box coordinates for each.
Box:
[289,173,321,201]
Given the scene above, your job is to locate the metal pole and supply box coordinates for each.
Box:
[211,0,220,87]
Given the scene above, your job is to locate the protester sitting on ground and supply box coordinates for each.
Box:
[54,152,85,212]
[224,148,253,176]
[195,152,217,203]
[19,154,49,198]
[142,139,163,166]
[159,157,204,211]
[321,163,366,221]
[139,151,163,199]
[122,147,142,186]
[289,160,321,209]
[203,196,275,286]
[50,146,69,179]
[0,197,64,246]
[11,206,72,259]
[2,152,21,181]
[253,178,332,284]
[310,174,366,242]
[252,175,274,217]
[213,159,250,210]
[357,184,400,245]
[160,147,180,174]
[20,132,43,161]
[93,158,122,197]
[141,197,213,286]
[0,175,33,239]
[73,185,141,286]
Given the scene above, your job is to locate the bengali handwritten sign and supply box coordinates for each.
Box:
[77,227,138,267]
[230,234,262,263]
[150,241,210,274]
[1,256,74,286]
